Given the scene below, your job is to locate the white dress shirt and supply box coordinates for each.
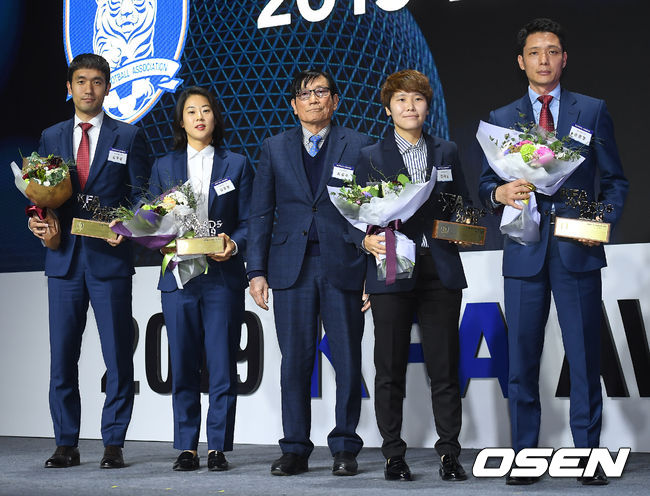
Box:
[186,143,214,222]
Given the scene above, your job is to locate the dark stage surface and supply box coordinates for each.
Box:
[0,437,648,496]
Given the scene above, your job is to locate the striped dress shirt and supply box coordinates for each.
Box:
[394,131,429,247]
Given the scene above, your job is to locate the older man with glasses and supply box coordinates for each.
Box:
[248,69,372,477]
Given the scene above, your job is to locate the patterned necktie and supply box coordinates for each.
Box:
[77,122,93,189]
[308,134,322,157]
[537,95,554,133]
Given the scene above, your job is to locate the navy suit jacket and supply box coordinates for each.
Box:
[247,125,373,291]
[148,148,253,292]
[478,89,629,277]
[38,114,150,279]
[351,131,469,293]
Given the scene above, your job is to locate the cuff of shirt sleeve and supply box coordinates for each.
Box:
[360,237,370,255]
[247,270,266,281]
[230,239,238,256]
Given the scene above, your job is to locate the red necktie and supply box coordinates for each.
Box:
[537,95,554,133]
[77,122,93,190]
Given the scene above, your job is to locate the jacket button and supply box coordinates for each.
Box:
[544,210,550,215]
[302,230,307,235]
[312,206,317,212]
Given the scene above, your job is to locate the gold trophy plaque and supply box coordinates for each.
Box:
[71,218,117,240]
[554,189,613,243]
[433,220,487,245]
[554,217,611,243]
[71,194,117,239]
[432,193,487,245]
[176,236,225,256]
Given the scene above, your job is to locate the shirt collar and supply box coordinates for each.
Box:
[187,143,214,160]
[394,130,426,155]
[74,112,104,129]
[302,124,330,144]
[528,84,562,105]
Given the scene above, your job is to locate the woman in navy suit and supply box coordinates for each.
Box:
[148,87,253,472]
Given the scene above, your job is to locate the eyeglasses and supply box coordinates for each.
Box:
[295,87,331,101]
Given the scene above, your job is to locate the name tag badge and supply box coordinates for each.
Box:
[108,148,128,164]
[332,164,354,182]
[213,178,235,196]
[569,124,592,146]
[437,166,453,182]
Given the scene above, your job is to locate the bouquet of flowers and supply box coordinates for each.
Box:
[11,152,73,211]
[328,173,435,285]
[476,120,585,244]
[111,181,207,288]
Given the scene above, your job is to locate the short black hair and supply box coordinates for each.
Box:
[289,69,339,100]
[517,18,566,54]
[172,86,225,150]
[67,53,111,84]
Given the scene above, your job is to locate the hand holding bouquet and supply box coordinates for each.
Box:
[111,181,207,288]
[477,120,585,244]
[11,152,73,215]
[328,173,435,285]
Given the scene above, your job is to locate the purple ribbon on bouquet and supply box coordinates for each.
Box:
[110,208,177,250]
[367,219,403,285]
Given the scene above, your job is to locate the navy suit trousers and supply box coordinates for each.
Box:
[161,275,243,451]
[505,234,603,452]
[47,249,134,447]
[273,255,364,457]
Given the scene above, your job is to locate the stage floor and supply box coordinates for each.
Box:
[0,437,647,495]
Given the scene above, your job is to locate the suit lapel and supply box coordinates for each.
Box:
[379,131,407,180]
[85,115,117,191]
[285,127,313,200]
[557,89,579,139]
[59,119,75,161]
[514,95,535,126]
[58,119,77,188]
[208,147,231,212]
[424,133,441,182]
[172,150,188,185]
[314,126,347,202]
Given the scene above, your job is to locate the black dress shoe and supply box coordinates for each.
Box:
[100,446,125,469]
[270,453,308,476]
[173,451,199,471]
[44,446,80,468]
[208,451,229,471]
[505,472,539,485]
[439,454,467,481]
[578,461,609,485]
[384,456,412,481]
[332,451,358,476]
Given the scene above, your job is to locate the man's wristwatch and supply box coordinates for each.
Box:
[490,186,500,207]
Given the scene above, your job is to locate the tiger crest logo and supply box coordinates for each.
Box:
[64,0,189,123]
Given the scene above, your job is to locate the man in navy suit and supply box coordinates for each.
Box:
[247,69,372,476]
[353,70,469,482]
[478,18,628,486]
[28,53,150,469]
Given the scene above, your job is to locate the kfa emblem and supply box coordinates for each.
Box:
[64,0,189,123]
